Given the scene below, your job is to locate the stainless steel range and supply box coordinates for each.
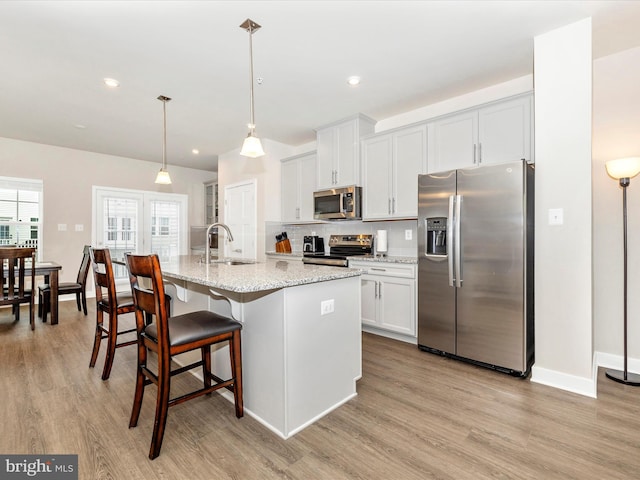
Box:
[302,234,373,267]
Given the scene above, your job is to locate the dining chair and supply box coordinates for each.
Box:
[89,247,137,380]
[125,253,243,460]
[0,247,36,330]
[38,245,91,323]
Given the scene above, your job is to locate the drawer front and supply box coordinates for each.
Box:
[350,261,415,279]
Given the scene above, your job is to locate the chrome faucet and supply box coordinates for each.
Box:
[205,223,234,264]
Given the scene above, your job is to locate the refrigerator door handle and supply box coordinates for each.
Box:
[447,195,455,287]
[454,194,462,288]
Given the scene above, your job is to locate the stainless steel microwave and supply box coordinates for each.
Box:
[313,186,362,220]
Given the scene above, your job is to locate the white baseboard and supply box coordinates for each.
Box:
[530,352,640,399]
[594,351,640,375]
[361,325,417,345]
[530,365,597,398]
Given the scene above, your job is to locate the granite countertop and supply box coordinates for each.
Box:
[161,255,361,293]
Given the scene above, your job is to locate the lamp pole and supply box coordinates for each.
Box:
[606,176,640,386]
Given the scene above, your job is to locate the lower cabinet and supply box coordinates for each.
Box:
[350,261,417,342]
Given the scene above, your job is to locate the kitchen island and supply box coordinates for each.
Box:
[160,255,362,439]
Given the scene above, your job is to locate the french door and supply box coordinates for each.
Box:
[92,186,187,282]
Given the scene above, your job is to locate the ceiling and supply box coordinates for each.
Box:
[2,1,640,172]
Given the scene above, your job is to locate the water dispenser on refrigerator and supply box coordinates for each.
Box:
[426,217,447,255]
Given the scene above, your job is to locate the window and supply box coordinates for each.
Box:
[0,176,43,258]
[92,186,187,283]
[107,217,117,241]
[122,217,132,241]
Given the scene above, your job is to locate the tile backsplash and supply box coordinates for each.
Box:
[266,219,418,257]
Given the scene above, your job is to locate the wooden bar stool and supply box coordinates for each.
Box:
[89,248,137,380]
[125,253,243,460]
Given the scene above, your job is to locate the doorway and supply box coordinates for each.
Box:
[223,180,257,260]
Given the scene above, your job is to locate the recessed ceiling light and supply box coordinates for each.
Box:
[192,149,200,155]
[103,78,120,88]
[74,124,87,129]
[347,76,361,86]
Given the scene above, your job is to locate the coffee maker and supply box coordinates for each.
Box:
[303,235,325,255]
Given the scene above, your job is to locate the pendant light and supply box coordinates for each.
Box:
[155,95,172,184]
[239,18,265,158]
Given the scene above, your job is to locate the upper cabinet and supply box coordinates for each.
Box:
[281,151,317,223]
[428,94,533,173]
[362,124,427,220]
[316,114,376,189]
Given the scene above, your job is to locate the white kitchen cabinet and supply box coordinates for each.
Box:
[362,124,427,220]
[350,261,417,341]
[316,114,376,189]
[429,94,532,173]
[281,151,316,222]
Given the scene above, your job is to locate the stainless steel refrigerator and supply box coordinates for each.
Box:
[417,160,534,376]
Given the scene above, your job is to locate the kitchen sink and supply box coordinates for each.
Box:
[217,260,255,266]
[198,257,256,265]
[210,258,256,266]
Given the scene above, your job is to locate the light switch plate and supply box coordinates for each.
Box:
[405,229,413,240]
[75,224,84,232]
[57,223,67,231]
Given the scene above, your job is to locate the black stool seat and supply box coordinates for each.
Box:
[145,310,241,347]
[97,292,134,310]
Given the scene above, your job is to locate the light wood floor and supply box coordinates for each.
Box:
[1,301,639,479]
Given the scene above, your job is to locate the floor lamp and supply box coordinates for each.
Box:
[605,156,640,386]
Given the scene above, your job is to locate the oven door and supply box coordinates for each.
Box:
[302,255,348,267]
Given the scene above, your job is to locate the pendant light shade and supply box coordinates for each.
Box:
[240,133,265,158]
[239,18,265,158]
[155,95,172,184]
[154,169,172,184]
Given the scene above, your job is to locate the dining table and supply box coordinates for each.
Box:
[34,261,63,325]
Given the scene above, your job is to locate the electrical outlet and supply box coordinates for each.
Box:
[320,299,335,315]
[57,224,67,231]
[405,229,413,240]
[548,208,563,226]
[75,224,84,232]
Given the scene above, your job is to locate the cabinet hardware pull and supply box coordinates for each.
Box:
[473,144,477,164]
[388,198,391,214]
[392,197,395,214]
[371,268,386,272]
[478,143,482,164]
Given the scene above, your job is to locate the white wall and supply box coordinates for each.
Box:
[0,136,215,285]
[593,45,640,372]
[531,19,595,396]
[376,75,533,132]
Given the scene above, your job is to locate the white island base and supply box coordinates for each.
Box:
[165,274,361,439]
